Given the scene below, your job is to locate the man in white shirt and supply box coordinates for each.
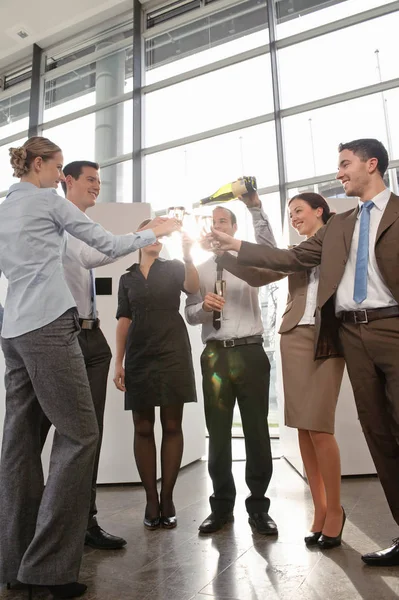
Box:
[212,139,399,566]
[40,161,126,550]
[185,200,278,536]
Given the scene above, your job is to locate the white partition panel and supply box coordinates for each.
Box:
[0,203,205,484]
[277,197,376,476]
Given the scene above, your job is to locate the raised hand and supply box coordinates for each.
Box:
[238,189,261,208]
[151,218,181,238]
[182,233,194,260]
[202,292,225,313]
[210,228,242,252]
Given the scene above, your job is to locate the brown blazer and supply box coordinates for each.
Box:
[237,193,399,359]
[218,253,311,334]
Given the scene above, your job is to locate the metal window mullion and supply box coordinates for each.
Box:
[143,112,275,155]
[42,90,133,131]
[143,43,270,93]
[276,1,399,50]
[0,79,32,102]
[133,0,144,202]
[267,0,286,224]
[28,44,45,138]
[46,12,133,63]
[281,77,399,118]
[100,152,133,169]
[143,0,253,37]
[0,130,29,148]
[43,36,133,84]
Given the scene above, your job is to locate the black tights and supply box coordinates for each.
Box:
[132,404,184,518]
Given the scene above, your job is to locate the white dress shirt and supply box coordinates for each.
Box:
[335,187,397,312]
[0,182,156,338]
[63,234,117,319]
[185,205,276,343]
[185,254,264,343]
[298,266,319,326]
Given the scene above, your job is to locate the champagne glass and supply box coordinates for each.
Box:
[168,206,185,225]
[215,278,226,321]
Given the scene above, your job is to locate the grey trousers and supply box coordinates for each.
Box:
[40,326,112,529]
[0,309,99,585]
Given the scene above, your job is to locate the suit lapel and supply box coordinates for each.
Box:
[342,207,358,254]
[376,193,399,244]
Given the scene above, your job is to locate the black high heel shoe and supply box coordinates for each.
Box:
[304,531,322,546]
[317,508,346,549]
[144,515,161,530]
[161,515,177,529]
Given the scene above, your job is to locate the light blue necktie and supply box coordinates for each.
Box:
[89,269,97,318]
[353,200,374,304]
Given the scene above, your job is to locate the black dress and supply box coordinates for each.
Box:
[116,258,197,411]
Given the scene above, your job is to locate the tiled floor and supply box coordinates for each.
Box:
[1,457,399,600]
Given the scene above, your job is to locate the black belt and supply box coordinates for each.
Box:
[79,318,100,330]
[206,335,263,348]
[337,306,399,324]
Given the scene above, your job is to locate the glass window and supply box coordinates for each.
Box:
[145,122,278,211]
[276,0,393,39]
[44,47,132,123]
[0,137,26,193]
[145,0,269,85]
[43,100,132,165]
[283,94,387,182]
[145,55,273,146]
[381,88,399,160]
[278,11,399,108]
[0,88,30,140]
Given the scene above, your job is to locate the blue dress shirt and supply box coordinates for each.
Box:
[0,183,156,338]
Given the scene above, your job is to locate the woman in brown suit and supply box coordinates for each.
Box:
[217,193,345,549]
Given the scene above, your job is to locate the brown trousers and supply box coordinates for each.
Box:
[339,317,399,525]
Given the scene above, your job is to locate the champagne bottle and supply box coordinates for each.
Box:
[200,176,257,206]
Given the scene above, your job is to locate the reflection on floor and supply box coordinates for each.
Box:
[1,458,398,599]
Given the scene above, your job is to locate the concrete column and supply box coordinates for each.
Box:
[95,42,125,203]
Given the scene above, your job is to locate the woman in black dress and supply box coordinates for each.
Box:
[113,221,199,529]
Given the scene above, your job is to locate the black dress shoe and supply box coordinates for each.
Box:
[198,512,234,534]
[161,515,177,529]
[317,508,346,550]
[248,512,278,536]
[144,516,161,530]
[361,539,399,566]
[304,531,322,546]
[47,582,87,599]
[85,525,127,549]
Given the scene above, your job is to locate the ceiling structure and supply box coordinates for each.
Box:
[0,0,133,72]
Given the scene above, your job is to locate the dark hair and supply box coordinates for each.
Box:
[288,192,334,225]
[338,138,389,177]
[9,136,61,178]
[213,205,237,226]
[61,160,100,194]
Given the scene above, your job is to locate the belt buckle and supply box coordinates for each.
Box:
[223,339,235,348]
[354,309,368,324]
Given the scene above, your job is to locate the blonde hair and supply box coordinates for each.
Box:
[9,136,62,178]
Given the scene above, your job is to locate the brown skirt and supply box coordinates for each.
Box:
[280,325,345,434]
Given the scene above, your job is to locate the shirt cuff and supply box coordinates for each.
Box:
[137,229,157,245]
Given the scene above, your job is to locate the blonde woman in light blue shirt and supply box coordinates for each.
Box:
[0,136,179,599]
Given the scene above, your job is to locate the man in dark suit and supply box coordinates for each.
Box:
[211,138,399,566]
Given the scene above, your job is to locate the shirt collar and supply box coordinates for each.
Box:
[6,182,40,197]
[357,187,391,213]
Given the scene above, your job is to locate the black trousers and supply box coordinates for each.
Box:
[201,342,272,515]
[41,327,112,529]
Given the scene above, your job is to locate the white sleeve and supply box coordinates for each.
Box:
[48,190,155,258]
